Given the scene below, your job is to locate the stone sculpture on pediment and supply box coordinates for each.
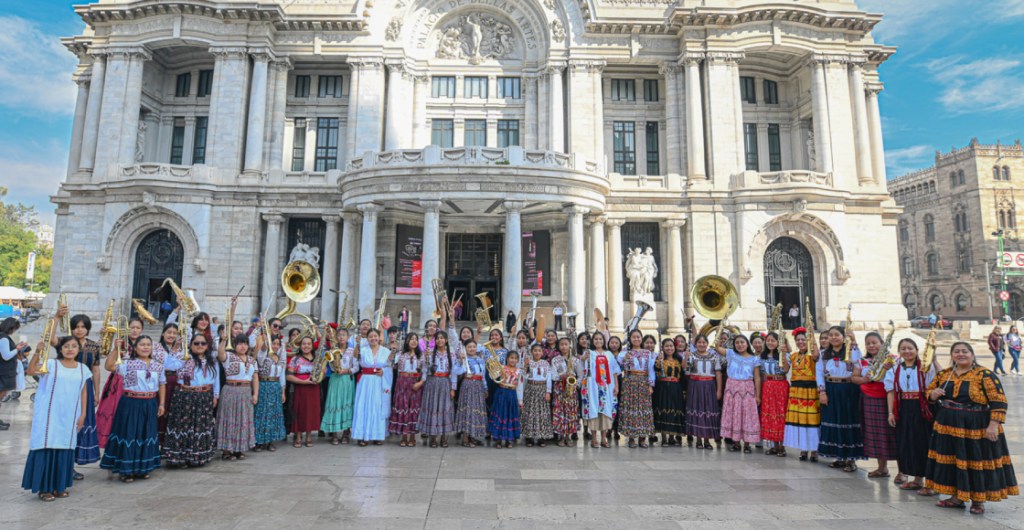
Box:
[435,12,517,63]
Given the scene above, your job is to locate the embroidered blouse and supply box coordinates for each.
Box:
[288,354,316,380]
[177,359,221,397]
[423,349,462,390]
[816,346,863,387]
[927,366,1008,423]
[551,354,585,383]
[257,351,287,386]
[462,355,487,378]
[153,341,186,372]
[655,356,684,381]
[223,352,257,382]
[523,358,553,392]
[760,354,785,376]
[725,350,762,380]
[686,351,722,378]
[618,349,657,387]
[884,363,937,393]
[117,358,167,392]
[394,352,422,374]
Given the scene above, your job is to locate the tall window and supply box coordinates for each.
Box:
[643,79,659,102]
[950,171,958,187]
[464,119,487,146]
[899,222,909,242]
[994,166,1001,181]
[294,75,311,98]
[431,119,454,148]
[291,118,307,171]
[192,117,208,165]
[1004,166,1012,180]
[767,124,782,171]
[314,118,339,171]
[645,122,659,175]
[610,79,635,101]
[930,294,942,311]
[902,257,912,277]
[197,70,213,98]
[955,294,968,312]
[763,79,779,104]
[464,77,488,99]
[924,214,935,242]
[431,76,455,98]
[958,169,965,185]
[926,253,939,276]
[175,73,191,97]
[743,123,759,171]
[612,121,636,175]
[740,76,756,103]
[957,243,972,273]
[497,77,521,99]
[318,75,343,98]
[169,118,185,164]
[497,120,520,147]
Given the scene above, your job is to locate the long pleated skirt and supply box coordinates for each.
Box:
[254,380,287,445]
[96,372,123,449]
[685,378,720,439]
[895,398,931,477]
[720,378,761,444]
[321,374,356,433]
[22,449,75,494]
[76,383,100,465]
[454,377,488,439]
[216,385,255,453]
[418,375,455,436]
[862,394,897,460]
[162,388,216,466]
[784,380,820,451]
[926,402,1018,502]
[389,374,422,435]
[488,387,521,442]
[156,373,178,445]
[817,382,864,460]
[618,373,654,438]
[653,379,685,435]
[760,379,788,443]
[100,395,160,476]
[551,380,580,436]
[290,382,322,434]
[521,382,553,440]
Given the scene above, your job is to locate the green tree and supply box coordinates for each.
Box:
[0,186,50,291]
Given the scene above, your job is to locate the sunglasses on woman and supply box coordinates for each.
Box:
[192,341,208,346]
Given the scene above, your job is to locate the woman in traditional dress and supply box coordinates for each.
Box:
[542,329,560,361]
[580,332,620,448]
[782,328,820,462]
[816,326,864,472]
[254,333,287,451]
[653,338,685,446]
[59,314,101,479]
[852,332,897,479]
[162,332,218,467]
[100,335,165,483]
[607,335,624,443]
[286,336,320,447]
[150,324,182,448]
[759,332,789,456]
[97,317,144,449]
[352,329,395,446]
[521,343,552,447]
[216,335,258,460]
[389,333,423,446]
[684,335,722,449]
[551,336,582,447]
[418,330,461,448]
[716,334,762,453]
[190,312,216,349]
[885,338,937,492]
[483,328,509,410]
[927,342,1018,514]
[617,329,656,448]
[22,336,90,501]
[418,320,438,352]
[488,350,523,448]
[455,339,488,447]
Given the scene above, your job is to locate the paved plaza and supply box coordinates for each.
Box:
[0,348,1021,529]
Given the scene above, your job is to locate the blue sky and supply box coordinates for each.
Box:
[1,1,1022,226]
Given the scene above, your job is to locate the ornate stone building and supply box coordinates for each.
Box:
[50,0,905,333]
[890,139,1024,320]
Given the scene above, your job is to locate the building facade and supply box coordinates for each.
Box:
[890,139,1024,320]
[50,0,905,333]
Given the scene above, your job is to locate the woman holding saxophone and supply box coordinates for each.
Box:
[885,338,937,492]
[551,336,583,447]
[98,317,144,450]
[851,332,897,479]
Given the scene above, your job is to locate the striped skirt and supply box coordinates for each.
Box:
[760,379,789,443]
[685,378,721,439]
[321,374,356,433]
[216,385,256,453]
[417,375,455,436]
[618,373,654,438]
[817,382,864,460]
[861,393,897,460]
[521,382,553,440]
[454,378,488,439]
[389,374,422,435]
[254,380,287,445]
[487,387,521,441]
[926,402,1018,502]
[162,388,216,466]
[784,380,820,451]
[100,395,160,476]
[76,383,100,465]
[551,379,580,436]
[720,378,761,444]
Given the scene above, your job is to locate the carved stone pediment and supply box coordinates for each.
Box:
[435,12,518,63]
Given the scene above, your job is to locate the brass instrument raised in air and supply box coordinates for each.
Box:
[223,285,245,352]
[310,324,338,384]
[99,299,117,357]
[625,300,653,334]
[564,337,579,395]
[57,293,71,335]
[803,296,815,353]
[131,298,159,325]
[373,291,388,331]
[431,279,449,319]
[275,260,320,320]
[36,315,59,374]
[868,320,898,382]
[920,328,937,372]
[692,275,740,348]
[337,292,356,330]
[474,292,497,332]
[161,278,199,315]
[522,293,540,331]
[768,302,783,334]
[111,315,128,366]
[843,304,854,356]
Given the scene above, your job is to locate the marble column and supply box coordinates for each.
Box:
[243,52,271,175]
[605,219,625,332]
[865,83,887,184]
[78,53,106,173]
[660,63,681,175]
[261,214,285,311]
[117,49,148,166]
[546,63,565,152]
[411,75,429,148]
[664,219,686,333]
[267,60,291,171]
[67,78,90,178]
[849,63,874,185]
[339,211,361,313]
[345,63,361,157]
[347,57,386,157]
[501,201,525,321]
[320,215,341,321]
[591,62,606,166]
[588,216,607,328]
[384,62,405,150]
[683,56,706,180]
[810,58,834,173]
[208,47,249,174]
[357,204,381,320]
[420,200,442,326]
[565,205,588,321]
[524,76,538,150]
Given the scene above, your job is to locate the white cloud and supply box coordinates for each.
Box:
[0,16,78,117]
[925,56,1024,113]
[0,141,68,226]
[885,144,934,178]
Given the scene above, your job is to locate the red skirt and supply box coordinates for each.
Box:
[760,379,789,443]
[156,373,178,444]
[290,383,322,434]
[96,372,125,449]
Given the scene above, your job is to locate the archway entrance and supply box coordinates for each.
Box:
[132,229,184,321]
[764,237,816,328]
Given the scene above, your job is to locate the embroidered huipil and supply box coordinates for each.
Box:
[153,341,185,372]
[422,349,462,390]
[581,350,621,420]
[884,363,937,393]
[725,350,762,380]
[816,347,863,387]
[551,355,585,386]
[394,352,422,374]
[523,358,553,392]
[656,356,684,380]
[760,355,785,376]
[618,349,657,387]
[176,359,221,398]
[223,353,257,382]
[118,358,167,392]
[288,355,315,381]
[257,352,287,386]
[686,351,722,377]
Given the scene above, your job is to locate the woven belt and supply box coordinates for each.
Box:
[765,375,787,381]
[465,375,483,381]
[900,392,921,400]
[259,377,279,382]
[125,391,156,399]
[164,370,178,376]
[399,372,419,378]
[498,383,517,389]
[657,377,680,383]
[180,385,213,393]
[689,375,715,381]
[527,380,546,385]
[226,380,251,386]
[825,377,851,383]
[362,368,383,376]
[432,372,450,378]
[626,370,647,376]
[939,400,988,412]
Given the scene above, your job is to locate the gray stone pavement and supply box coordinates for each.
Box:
[1,346,1022,529]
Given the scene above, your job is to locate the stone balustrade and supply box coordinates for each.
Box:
[118,163,214,181]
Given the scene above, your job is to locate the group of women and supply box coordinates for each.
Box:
[15,303,1019,515]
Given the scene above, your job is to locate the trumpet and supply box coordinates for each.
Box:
[131,298,159,325]
[920,328,937,372]
[112,315,128,365]
[36,315,58,374]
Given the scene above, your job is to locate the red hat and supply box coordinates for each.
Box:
[792,327,807,337]
[328,322,339,329]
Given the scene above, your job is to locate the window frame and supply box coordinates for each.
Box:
[314,117,340,172]
[175,72,192,98]
[431,118,454,148]
[642,79,659,102]
[191,116,208,165]
[196,70,213,98]
[610,79,636,102]
[169,118,186,165]
[294,75,311,98]
[740,76,756,104]
[743,123,759,171]
[497,119,520,148]
[612,121,637,175]
[645,121,659,175]
[431,76,456,98]
[762,79,779,104]
[318,75,344,98]
[464,119,487,147]
[496,77,521,99]
[767,124,782,171]
[291,118,307,172]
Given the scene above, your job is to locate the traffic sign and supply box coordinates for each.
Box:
[999,251,1024,268]
[1000,291,1011,302]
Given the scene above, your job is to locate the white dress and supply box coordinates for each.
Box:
[350,346,394,441]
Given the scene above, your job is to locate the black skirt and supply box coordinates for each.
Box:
[895,399,931,477]
[925,403,1019,502]
[652,379,685,435]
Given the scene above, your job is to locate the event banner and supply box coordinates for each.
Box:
[395,224,424,294]
[522,230,550,296]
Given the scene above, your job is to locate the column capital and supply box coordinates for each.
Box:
[563,204,591,216]
[808,53,852,66]
[272,57,293,71]
[341,210,362,224]
[678,52,705,66]
[419,199,443,213]
[348,55,386,71]
[865,81,884,95]
[357,203,382,221]
[322,214,342,224]
[249,48,274,63]
[503,200,526,213]
[568,59,605,73]
[87,50,109,61]
[658,62,681,76]
[210,46,249,60]
[543,60,567,75]
[73,74,91,87]
[588,215,608,225]
[102,46,152,61]
[605,218,626,228]
[385,59,406,74]
[262,212,285,224]
[662,218,686,230]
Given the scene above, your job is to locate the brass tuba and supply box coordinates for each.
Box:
[275,260,320,320]
[691,275,739,347]
[625,300,653,334]
[868,320,898,382]
[132,298,159,325]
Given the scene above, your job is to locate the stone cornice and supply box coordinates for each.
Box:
[865,81,884,95]
[210,46,249,60]
[568,59,606,73]
[808,53,853,66]
[705,51,745,64]
[95,45,153,61]
[668,5,882,34]
[348,56,385,70]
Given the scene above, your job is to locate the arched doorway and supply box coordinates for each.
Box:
[764,237,816,328]
[132,229,184,321]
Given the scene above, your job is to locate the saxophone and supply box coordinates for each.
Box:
[131,298,159,325]
[99,299,117,356]
[868,320,897,382]
[920,328,937,372]
[564,328,578,395]
[36,315,58,374]
[309,325,337,384]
